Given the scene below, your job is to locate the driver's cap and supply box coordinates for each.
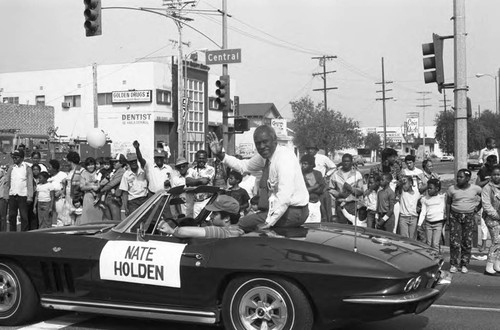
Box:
[205,195,239,215]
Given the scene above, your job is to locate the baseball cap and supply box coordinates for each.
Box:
[127,153,138,161]
[154,150,165,158]
[175,157,188,166]
[112,153,127,164]
[11,149,25,158]
[205,195,239,215]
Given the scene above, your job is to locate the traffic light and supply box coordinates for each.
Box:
[215,75,230,111]
[84,0,102,37]
[234,118,250,132]
[422,33,444,93]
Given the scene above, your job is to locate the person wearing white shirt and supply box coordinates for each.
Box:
[479,137,499,165]
[208,125,309,231]
[402,155,424,191]
[307,146,336,222]
[4,149,34,231]
[134,140,173,194]
[119,154,148,216]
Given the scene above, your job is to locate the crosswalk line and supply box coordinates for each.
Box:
[19,313,92,330]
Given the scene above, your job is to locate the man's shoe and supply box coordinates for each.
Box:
[461,266,468,274]
[484,270,498,276]
[450,266,458,273]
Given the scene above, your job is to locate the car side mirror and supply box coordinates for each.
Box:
[137,222,147,242]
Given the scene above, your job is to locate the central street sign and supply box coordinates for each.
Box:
[205,49,242,65]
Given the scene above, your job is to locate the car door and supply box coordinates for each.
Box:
[88,194,216,311]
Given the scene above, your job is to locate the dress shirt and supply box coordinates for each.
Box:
[170,169,187,187]
[223,145,309,226]
[119,169,148,200]
[10,162,29,196]
[186,165,215,201]
[314,153,336,177]
[145,161,172,193]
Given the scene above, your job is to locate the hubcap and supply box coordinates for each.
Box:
[238,286,288,330]
[0,270,18,312]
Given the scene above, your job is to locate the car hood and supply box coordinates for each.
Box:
[253,223,441,273]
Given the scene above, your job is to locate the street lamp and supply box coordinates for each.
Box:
[475,72,499,115]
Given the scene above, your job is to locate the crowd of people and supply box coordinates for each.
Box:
[2,127,499,277]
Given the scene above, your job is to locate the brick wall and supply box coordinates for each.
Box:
[0,104,54,135]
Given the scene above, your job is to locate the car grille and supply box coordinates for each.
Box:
[41,262,75,293]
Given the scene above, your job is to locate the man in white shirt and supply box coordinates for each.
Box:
[208,125,309,232]
[119,153,149,216]
[479,137,499,165]
[306,146,336,177]
[307,145,336,222]
[186,150,215,218]
[4,149,34,231]
[402,155,424,191]
[134,140,173,194]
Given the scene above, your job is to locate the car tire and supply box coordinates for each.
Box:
[222,276,313,330]
[0,262,39,326]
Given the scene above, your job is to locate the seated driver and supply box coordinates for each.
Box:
[158,195,244,238]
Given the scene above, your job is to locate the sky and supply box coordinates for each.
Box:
[1,0,499,129]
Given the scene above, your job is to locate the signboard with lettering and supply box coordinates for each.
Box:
[206,49,242,65]
[99,241,186,288]
[112,90,152,103]
[121,113,152,125]
[271,119,287,137]
[406,117,419,135]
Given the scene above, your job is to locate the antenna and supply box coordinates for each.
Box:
[353,199,358,253]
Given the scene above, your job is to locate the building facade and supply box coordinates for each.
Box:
[0,60,234,162]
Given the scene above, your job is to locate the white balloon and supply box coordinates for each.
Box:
[86,128,106,148]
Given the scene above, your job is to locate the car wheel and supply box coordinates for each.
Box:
[222,276,313,330]
[0,262,39,326]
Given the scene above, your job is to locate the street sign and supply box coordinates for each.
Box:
[206,49,242,65]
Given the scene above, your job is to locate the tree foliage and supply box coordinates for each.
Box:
[435,109,500,154]
[289,96,363,154]
[364,132,381,151]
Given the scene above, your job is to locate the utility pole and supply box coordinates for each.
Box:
[454,0,468,171]
[221,0,229,151]
[92,62,98,128]
[417,92,432,157]
[439,89,451,112]
[375,57,393,148]
[163,0,195,159]
[312,55,337,111]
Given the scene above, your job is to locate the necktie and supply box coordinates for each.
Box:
[258,159,270,211]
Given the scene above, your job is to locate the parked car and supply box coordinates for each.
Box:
[441,155,455,162]
[353,155,366,166]
[467,154,481,170]
[0,186,451,330]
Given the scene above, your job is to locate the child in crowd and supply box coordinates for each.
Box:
[418,179,446,251]
[398,176,421,239]
[339,198,368,227]
[94,157,112,207]
[247,196,259,215]
[376,173,396,232]
[403,155,424,191]
[32,164,41,184]
[33,172,55,229]
[70,198,83,225]
[301,154,326,223]
[95,157,104,181]
[363,174,380,229]
[225,170,250,217]
[479,137,498,165]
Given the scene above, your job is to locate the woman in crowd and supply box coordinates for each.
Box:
[480,165,500,276]
[446,169,482,274]
[420,159,441,194]
[79,157,102,224]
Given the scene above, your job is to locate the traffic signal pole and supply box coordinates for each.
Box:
[221,0,229,151]
[454,0,468,172]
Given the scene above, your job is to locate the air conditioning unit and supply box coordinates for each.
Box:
[61,102,71,108]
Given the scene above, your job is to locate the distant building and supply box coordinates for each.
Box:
[235,103,295,158]
[0,60,236,162]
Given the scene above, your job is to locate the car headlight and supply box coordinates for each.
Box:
[413,276,422,290]
[404,278,415,292]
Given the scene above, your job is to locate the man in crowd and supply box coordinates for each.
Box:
[158,195,243,238]
[207,125,309,232]
[119,153,148,216]
[101,154,127,220]
[186,150,215,217]
[306,145,335,222]
[170,157,190,215]
[134,140,172,194]
[3,149,34,231]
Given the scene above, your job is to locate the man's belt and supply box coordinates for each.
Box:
[288,204,308,209]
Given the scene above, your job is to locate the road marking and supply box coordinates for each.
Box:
[19,314,92,330]
[432,304,500,312]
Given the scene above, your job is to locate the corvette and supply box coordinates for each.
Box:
[0,186,450,330]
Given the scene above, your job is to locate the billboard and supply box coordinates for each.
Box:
[405,112,419,135]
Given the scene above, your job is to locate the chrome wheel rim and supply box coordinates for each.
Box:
[238,286,288,330]
[0,269,18,313]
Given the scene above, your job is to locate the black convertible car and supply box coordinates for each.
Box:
[0,186,450,330]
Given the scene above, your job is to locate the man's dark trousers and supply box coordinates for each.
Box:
[8,195,29,232]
